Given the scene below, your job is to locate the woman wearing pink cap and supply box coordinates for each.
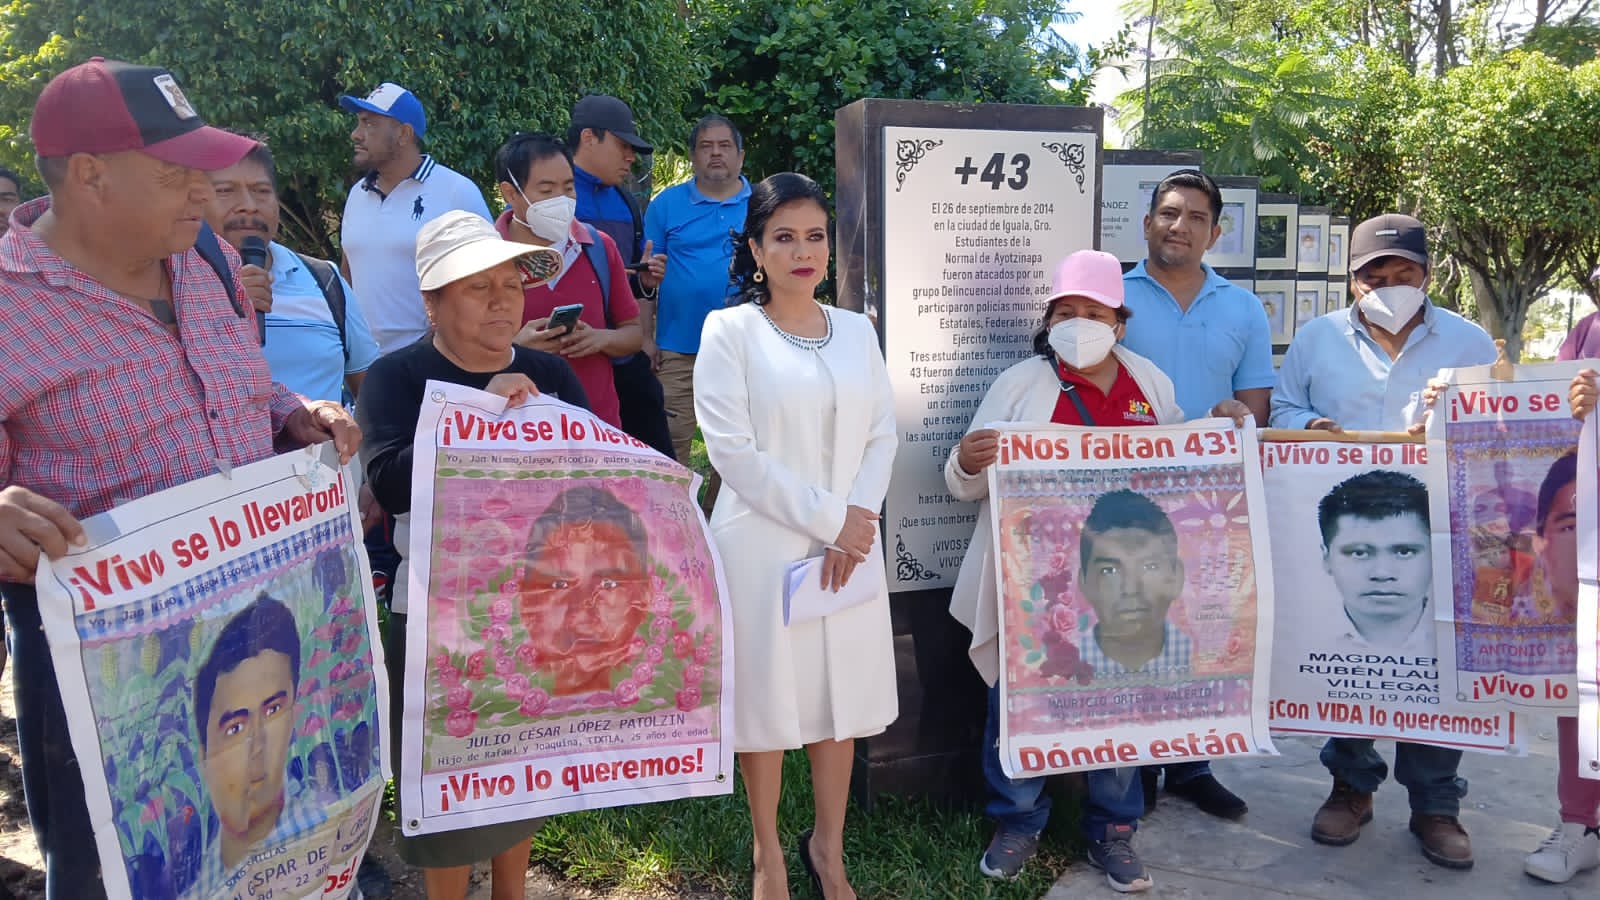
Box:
[944,249,1249,893]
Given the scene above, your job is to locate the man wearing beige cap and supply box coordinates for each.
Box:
[0,58,360,898]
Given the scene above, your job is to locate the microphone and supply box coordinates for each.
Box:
[239,236,269,346]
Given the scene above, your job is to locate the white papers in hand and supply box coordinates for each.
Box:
[782,540,885,626]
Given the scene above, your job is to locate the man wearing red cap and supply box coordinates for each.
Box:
[0,58,360,898]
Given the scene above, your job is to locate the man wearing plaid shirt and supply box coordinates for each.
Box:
[1075,489,1193,681]
[0,59,360,899]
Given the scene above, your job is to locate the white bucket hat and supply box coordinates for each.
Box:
[415,210,562,291]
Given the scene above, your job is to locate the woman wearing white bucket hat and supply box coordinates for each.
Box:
[356,210,589,899]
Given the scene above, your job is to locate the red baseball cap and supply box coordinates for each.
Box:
[30,58,256,170]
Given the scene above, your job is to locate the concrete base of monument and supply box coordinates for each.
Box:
[852,591,990,808]
[1046,711,1578,899]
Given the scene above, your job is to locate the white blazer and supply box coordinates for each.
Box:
[694,302,900,749]
[944,346,1184,685]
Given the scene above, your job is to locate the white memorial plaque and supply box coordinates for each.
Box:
[881,125,1098,590]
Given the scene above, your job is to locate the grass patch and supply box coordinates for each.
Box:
[529,751,1083,898]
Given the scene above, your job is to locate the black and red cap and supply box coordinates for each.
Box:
[30,57,256,170]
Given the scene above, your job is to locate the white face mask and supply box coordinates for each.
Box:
[517,194,576,243]
[508,171,576,242]
[1360,285,1427,333]
[1048,317,1118,369]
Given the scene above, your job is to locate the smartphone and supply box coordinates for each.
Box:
[545,303,583,336]
[623,260,651,272]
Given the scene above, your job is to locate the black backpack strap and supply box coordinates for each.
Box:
[622,187,645,264]
[192,221,250,320]
[1056,375,1097,426]
[620,186,648,299]
[298,253,349,363]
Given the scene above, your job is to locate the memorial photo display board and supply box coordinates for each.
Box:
[1256,277,1295,346]
[1256,194,1299,271]
[1297,208,1331,275]
[1206,176,1259,271]
[1328,218,1350,276]
[836,101,1103,593]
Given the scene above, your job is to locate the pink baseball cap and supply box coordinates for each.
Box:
[1044,249,1124,309]
[31,58,256,170]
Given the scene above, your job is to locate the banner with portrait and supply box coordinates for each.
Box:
[1428,360,1586,709]
[991,420,1276,777]
[1577,415,1600,777]
[404,382,734,835]
[35,445,388,900]
[1261,433,1520,751]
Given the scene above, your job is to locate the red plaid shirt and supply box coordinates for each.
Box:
[0,198,305,519]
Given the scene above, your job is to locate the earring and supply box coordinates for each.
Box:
[753,267,765,283]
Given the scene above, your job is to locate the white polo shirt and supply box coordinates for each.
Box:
[340,154,492,354]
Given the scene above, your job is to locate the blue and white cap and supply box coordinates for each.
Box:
[338,82,426,138]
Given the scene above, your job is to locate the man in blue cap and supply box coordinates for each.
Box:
[337,82,491,356]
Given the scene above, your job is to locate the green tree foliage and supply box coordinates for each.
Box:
[689,0,1098,197]
[0,0,698,255]
[1119,8,1345,194]
[1400,52,1600,359]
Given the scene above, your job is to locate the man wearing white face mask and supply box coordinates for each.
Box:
[946,250,1250,892]
[494,131,643,428]
[1270,212,1494,871]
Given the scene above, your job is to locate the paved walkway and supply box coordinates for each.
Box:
[1047,711,1592,899]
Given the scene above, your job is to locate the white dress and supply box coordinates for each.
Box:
[694,302,900,751]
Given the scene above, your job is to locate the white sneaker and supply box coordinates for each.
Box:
[1525,821,1600,884]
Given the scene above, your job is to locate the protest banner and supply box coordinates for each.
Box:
[990,420,1276,777]
[403,382,733,835]
[1428,358,1587,710]
[1578,415,1600,777]
[35,445,388,900]
[1260,432,1519,752]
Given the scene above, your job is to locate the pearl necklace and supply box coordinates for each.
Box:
[757,304,833,350]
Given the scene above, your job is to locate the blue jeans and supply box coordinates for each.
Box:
[3,584,109,899]
[1320,738,1467,816]
[982,684,1143,839]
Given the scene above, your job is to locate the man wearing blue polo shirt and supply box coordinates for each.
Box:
[205,141,379,403]
[1120,168,1269,821]
[643,114,750,495]
[337,82,491,355]
[1270,213,1493,871]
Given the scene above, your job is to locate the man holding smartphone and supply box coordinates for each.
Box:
[493,131,643,428]
[568,94,674,458]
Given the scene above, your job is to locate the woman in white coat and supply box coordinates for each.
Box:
[695,173,898,900]
[946,249,1250,893]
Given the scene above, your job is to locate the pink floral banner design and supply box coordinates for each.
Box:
[988,421,1276,777]
[403,383,733,835]
[35,445,387,899]
[1427,360,1586,711]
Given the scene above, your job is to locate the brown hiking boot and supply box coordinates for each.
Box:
[1311,781,1373,846]
[1410,813,1474,869]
